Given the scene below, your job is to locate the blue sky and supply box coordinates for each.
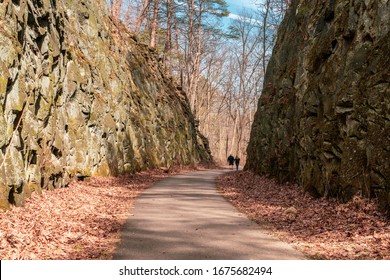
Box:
[226,0,258,15]
[225,0,260,25]
[223,0,259,27]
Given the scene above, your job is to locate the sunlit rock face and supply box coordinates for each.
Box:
[246,0,389,210]
[0,0,211,208]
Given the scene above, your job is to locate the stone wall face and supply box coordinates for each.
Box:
[0,0,211,209]
[246,0,390,209]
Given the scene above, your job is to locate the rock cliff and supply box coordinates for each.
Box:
[246,0,389,211]
[0,0,211,209]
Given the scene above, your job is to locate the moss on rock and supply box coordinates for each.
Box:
[0,0,212,209]
[246,0,390,212]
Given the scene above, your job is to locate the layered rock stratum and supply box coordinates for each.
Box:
[246,0,389,210]
[0,0,211,209]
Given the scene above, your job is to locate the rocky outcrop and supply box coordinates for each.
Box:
[0,0,211,209]
[246,0,390,211]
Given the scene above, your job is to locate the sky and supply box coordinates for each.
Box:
[226,0,258,17]
[219,0,259,28]
[224,0,259,25]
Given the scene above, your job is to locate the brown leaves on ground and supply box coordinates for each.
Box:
[0,167,193,260]
[217,171,390,260]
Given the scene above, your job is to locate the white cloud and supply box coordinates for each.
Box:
[228,13,261,25]
[228,13,241,20]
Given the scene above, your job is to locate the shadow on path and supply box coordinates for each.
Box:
[113,170,305,260]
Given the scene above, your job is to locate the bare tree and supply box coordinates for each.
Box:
[163,0,173,73]
[135,0,152,33]
[194,5,286,164]
[105,0,288,164]
[179,0,229,114]
[149,0,160,48]
[110,0,123,20]
[107,0,140,26]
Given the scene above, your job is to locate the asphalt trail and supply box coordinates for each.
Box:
[114,170,304,260]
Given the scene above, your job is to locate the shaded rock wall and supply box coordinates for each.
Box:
[246,0,390,210]
[0,0,211,209]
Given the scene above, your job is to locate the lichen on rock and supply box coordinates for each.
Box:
[0,0,211,208]
[246,0,390,212]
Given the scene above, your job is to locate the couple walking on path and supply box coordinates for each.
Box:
[227,154,240,170]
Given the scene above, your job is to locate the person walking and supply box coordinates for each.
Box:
[227,154,235,170]
[234,156,240,171]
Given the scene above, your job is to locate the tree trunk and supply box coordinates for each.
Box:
[135,0,151,33]
[186,0,203,113]
[163,0,173,74]
[262,0,271,75]
[109,0,123,21]
[149,0,159,48]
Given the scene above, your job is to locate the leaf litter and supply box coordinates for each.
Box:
[2,167,387,260]
[217,171,390,260]
[0,167,195,260]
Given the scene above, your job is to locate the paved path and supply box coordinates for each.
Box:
[113,170,304,260]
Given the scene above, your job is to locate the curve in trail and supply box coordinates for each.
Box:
[113,170,305,260]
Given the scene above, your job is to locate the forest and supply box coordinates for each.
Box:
[107,0,289,163]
